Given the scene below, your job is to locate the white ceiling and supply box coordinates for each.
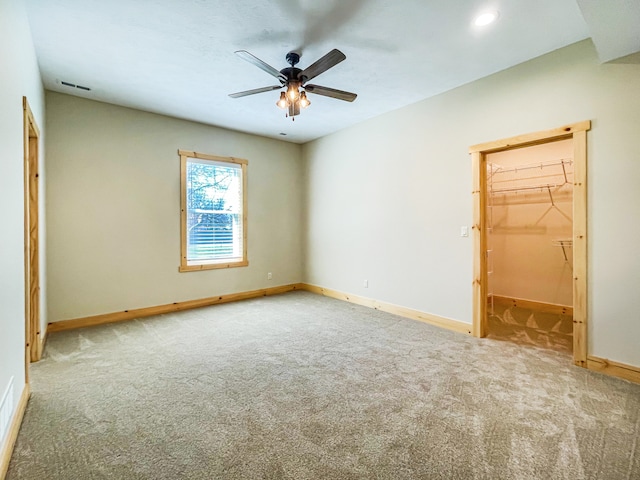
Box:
[24,0,639,144]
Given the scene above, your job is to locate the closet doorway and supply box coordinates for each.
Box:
[469,121,590,366]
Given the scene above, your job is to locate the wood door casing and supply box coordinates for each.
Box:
[469,121,591,366]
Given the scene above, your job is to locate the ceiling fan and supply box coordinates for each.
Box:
[229,49,357,120]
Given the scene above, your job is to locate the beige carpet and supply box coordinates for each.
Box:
[8,291,640,479]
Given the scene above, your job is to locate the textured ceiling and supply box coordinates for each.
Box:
[22,1,635,143]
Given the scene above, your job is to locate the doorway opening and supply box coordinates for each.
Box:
[470,121,590,366]
[23,97,42,377]
[485,140,574,353]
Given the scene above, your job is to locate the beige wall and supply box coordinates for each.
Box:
[0,0,45,448]
[303,40,640,367]
[46,93,303,321]
[488,140,574,307]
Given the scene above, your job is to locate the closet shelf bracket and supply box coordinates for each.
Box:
[552,239,573,263]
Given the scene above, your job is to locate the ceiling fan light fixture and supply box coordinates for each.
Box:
[299,91,310,108]
[288,101,300,118]
[286,82,300,102]
[276,92,288,109]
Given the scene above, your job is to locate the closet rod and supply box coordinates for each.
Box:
[490,158,572,176]
[491,182,566,195]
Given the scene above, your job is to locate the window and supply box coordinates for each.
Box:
[179,150,248,272]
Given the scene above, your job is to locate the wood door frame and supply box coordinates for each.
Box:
[23,97,42,373]
[469,121,591,366]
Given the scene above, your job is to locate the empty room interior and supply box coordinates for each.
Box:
[2,0,640,478]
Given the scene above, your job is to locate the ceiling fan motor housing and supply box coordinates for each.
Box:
[280,67,303,83]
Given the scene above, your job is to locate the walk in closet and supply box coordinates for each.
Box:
[485,139,574,352]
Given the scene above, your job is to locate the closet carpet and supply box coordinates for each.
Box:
[8,291,640,479]
[487,303,574,354]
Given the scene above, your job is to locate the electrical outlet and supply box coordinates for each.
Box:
[364,279,368,288]
[267,272,272,280]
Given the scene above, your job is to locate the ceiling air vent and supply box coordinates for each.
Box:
[57,79,91,91]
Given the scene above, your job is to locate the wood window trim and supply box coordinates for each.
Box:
[469,120,591,367]
[178,149,248,272]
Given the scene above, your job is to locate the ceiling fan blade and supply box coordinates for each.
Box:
[304,84,357,102]
[235,50,286,82]
[298,49,346,83]
[228,85,282,98]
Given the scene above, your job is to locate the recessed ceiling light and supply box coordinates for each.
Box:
[474,11,499,27]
